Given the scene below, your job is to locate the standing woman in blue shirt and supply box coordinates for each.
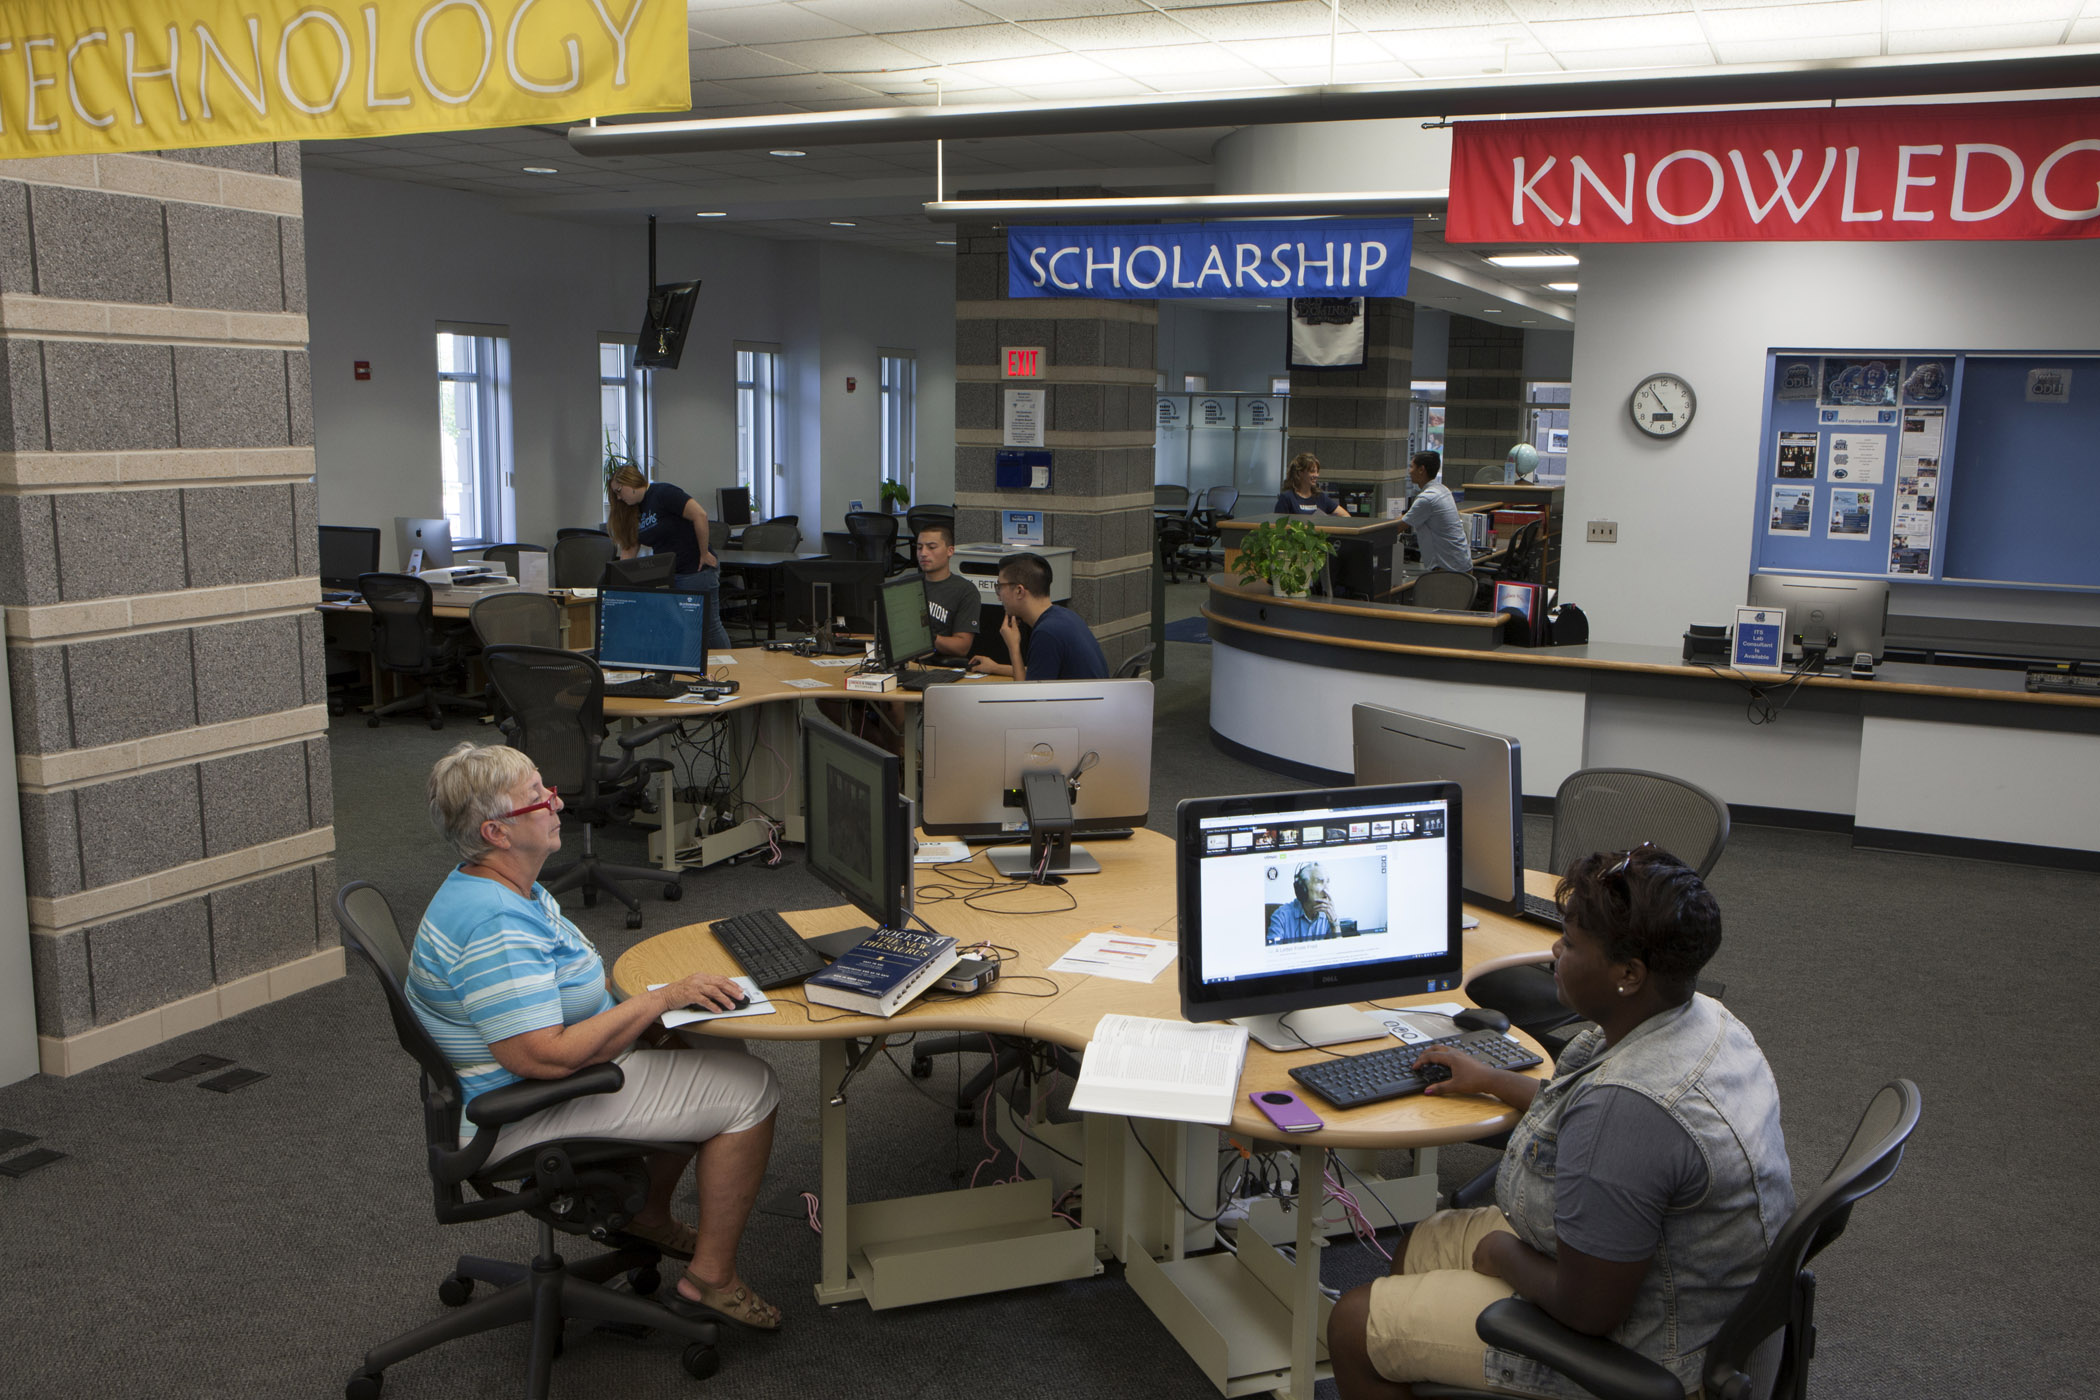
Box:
[606,462,735,651]
[1275,452,1350,517]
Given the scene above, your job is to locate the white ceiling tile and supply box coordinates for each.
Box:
[1886,22,2071,53]
[1093,42,1263,75]
[883,24,1064,62]
[688,45,812,78]
[1021,12,1205,48]
[1154,2,1343,40]
[1307,0,1511,25]
[963,0,1154,18]
[1555,44,1717,69]
[1360,26,1537,59]
[1133,67,1290,92]
[987,72,1161,97]
[1218,34,1356,66]
[1261,59,1429,83]
[1710,34,1882,61]
[1401,51,1564,77]
[1504,0,1699,16]
[1699,2,1881,42]
[748,34,941,69]
[1897,0,2078,25]
[687,6,861,44]
[1528,13,1712,51]
[949,50,1124,82]
[795,0,999,32]
[2074,18,2100,42]
[711,71,896,100]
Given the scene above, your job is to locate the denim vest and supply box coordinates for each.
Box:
[1487,996,1793,1399]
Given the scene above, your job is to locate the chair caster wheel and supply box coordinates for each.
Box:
[437,1275,474,1307]
[429,718,444,731]
[583,889,598,908]
[954,1111,975,1127]
[682,1343,720,1380]
[911,1059,932,1079]
[346,1372,383,1400]
[664,884,683,902]
[628,1266,661,1296]
[367,716,380,728]
[627,911,643,929]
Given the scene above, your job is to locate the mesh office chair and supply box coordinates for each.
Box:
[904,505,955,543]
[471,592,564,649]
[1154,484,1191,515]
[1479,519,1547,588]
[1182,486,1239,573]
[843,511,903,573]
[333,881,720,1400]
[1467,768,1732,1056]
[1410,570,1483,610]
[481,542,548,579]
[1418,1080,1921,1400]
[552,534,618,589]
[737,522,802,553]
[556,526,609,540]
[481,646,685,928]
[358,572,481,730]
[1115,645,1155,679]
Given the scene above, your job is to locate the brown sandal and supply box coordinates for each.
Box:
[666,1272,783,1331]
[626,1217,699,1259]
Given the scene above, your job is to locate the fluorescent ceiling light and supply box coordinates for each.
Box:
[935,239,957,245]
[1485,253,1578,268]
[830,220,858,226]
[695,211,727,217]
[522,166,558,174]
[1481,308,1504,314]
[769,149,808,158]
[1546,282,1579,292]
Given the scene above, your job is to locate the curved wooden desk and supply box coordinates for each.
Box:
[612,830,1557,1399]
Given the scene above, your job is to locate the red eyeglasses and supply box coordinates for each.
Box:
[494,785,559,821]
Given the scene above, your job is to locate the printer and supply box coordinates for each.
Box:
[418,565,521,607]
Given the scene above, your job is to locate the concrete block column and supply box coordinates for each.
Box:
[0,145,336,1077]
[1443,313,1526,486]
[953,222,1156,670]
[1285,299,1415,514]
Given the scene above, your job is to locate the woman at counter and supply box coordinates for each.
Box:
[1274,452,1350,517]
[1328,845,1793,1399]
[606,462,735,651]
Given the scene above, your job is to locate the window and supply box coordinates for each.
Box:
[735,344,783,519]
[1526,381,1571,479]
[879,350,917,499]
[599,337,654,466]
[1408,380,1446,460]
[436,325,513,546]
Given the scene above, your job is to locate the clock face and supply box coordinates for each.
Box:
[1629,374,1696,437]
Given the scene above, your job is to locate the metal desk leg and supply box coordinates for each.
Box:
[816,1038,855,1304]
[1287,1142,1326,1400]
[903,703,921,804]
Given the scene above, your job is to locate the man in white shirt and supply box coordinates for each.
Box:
[1401,451,1473,577]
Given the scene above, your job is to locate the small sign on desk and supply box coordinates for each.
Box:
[1733,606,1786,671]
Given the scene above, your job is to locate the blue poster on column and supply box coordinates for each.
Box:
[1008,220,1413,300]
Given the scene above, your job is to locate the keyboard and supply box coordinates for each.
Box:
[604,677,691,700]
[900,668,963,691]
[1521,892,1564,928]
[709,909,828,990]
[1289,1029,1545,1110]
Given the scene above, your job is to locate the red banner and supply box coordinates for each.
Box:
[1447,100,2100,243]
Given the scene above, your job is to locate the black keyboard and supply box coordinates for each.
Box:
[1521,892,1563,927]
[900,668,963,691]
[1289,1030,1545,1110]
[709,909,828,990]
[604,677,691,700]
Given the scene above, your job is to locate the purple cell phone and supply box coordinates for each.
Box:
[1250,1089,1323,1133]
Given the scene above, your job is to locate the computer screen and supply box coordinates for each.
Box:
[803,716,913,933]
[603,553,676,590]
[318,525,381,589]
[920,679,1153,840]
[782,559,884,634]
[394,517,453,570]
[718,486,754,528]
[1177,783,1464,1028]
[1352,705,1524,915]
[876,573,937,668]
[596,588,709,675]
[1745,573,1890,663]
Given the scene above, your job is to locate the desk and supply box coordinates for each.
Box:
[1219,514,1407,601]
[316,591,598,704]
[611,832,1555,1399]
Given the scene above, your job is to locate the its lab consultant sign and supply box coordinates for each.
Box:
[0,0,689,160]
[1009,220,1413,300]
[1449,99,2100,243]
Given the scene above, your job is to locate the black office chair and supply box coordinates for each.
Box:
[904,505,955,543]
[481,542,548,579]
[909,1035,1085,1128]
[738,522,802,553]
[1115,645,1155,679]
[481,646,685,929]
[1157,511,1197,583]
[333,881,720,1400]
[553,534,619,589]
[1417,1079,1922,1400]
[1183,486,1239,573]
[843,511,903,573]
[1409,570,1482,611]
[1467,768,1732,1058]
[1480,519,1546,588]
[471,592,564,649]
[556,526,610,540]
[358,572,481,730]
[1154,484,1191,516]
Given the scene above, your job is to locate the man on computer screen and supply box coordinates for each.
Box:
[1267,863,1340,944]
[967,552,1109,682]
[913,523,980,660]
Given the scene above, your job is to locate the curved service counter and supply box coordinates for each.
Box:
[1203,576,2100,869]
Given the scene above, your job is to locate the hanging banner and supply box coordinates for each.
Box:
[0,0,690,161]
[1008,219,1412,299]
[1448,100,2100,243]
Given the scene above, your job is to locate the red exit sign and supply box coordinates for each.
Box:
[1003,346,1045,378]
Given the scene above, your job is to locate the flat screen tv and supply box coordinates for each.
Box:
[637,280,701,369]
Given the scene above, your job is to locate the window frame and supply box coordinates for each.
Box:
[435,322,514,547]
[735,342,784,520]
[878,349,917,501]
[598,335,655,470]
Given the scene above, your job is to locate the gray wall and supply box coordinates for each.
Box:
[1157,304,1285,393]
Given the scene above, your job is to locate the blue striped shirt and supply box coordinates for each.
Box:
[407,869,615,1125]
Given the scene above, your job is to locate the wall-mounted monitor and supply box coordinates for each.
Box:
[636,280,701,369]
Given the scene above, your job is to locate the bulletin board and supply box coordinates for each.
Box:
[1749,349,2100,592]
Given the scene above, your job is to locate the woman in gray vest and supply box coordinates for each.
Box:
[1330,846,1793,1400]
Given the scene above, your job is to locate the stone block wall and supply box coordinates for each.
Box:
[954,223,1156,669]
[1286,298,1415,513]
[0,145,336,1076]
[1443,313,1526,485]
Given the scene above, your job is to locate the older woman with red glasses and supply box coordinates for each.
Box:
[406,742,784,1331]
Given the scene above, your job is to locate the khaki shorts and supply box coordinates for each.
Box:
[1364,1206,1524,1390]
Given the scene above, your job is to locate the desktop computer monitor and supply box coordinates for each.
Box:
[1745,573,1890,664]
[803,716,914,935]
[921,679,1153,878]
[1177,782,1464,1051]
[596,588,709,675]
[718,486,754,528]
[318,525,381,589]
[876,573,937,669]
[1352,705,1524,916]
[394,517,453,570]
[783,559,884,634]
[602,553,676,590]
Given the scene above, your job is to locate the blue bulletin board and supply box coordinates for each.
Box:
[1750,349,2099,593]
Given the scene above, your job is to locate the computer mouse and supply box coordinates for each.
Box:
[1416,1062,1453,1085]
[725,991,752,1010]
[1452,1006,1510,1034]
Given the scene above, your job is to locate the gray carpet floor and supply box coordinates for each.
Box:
[1,575,2093,1398]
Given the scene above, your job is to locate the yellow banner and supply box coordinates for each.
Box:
[0,0,690,160]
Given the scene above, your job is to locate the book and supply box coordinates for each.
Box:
[1493,581,1546,646]
[801,928,960,1017]
[1066,1013,1250,1127]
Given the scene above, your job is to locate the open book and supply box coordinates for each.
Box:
[1067,1014,1250,1127]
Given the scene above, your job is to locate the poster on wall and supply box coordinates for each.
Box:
[1900,358,1953,405]
[1827,488,1875,540]
[1824,431,1887,484]
[1888,406,1944,573]
[1774,431,1818,479]
[1768,486,1813,536]
[2027,367,2074,403]
[1775,359,1820,401]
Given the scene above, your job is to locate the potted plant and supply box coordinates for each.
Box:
[1234,518,1334,598]
[878,480,911,515]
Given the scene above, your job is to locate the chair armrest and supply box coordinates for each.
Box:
[1449,1162,1500,1209]
[1474,1300,1684,1400]
[617,717,685,749]
[465,1061,625,1130]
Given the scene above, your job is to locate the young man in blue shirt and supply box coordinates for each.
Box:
[967,552,1109,682]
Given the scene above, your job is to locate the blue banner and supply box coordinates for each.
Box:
[1007,220,1412,300]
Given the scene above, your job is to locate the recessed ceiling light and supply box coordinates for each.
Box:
[1521,319,1538,324]
[769,149,807,158]
[1486,253,1578,268]
[522,166,558,174]
[696,211,727,218]
[830,220,857,227]
[1481,308,1503,314]
[935,239,956,245]
[1546,282,1578,293]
